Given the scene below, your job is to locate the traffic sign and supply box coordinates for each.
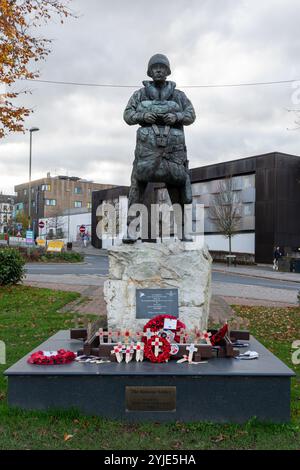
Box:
[26,230,34,244]
[38,220,45,229]
[79,225,86,234]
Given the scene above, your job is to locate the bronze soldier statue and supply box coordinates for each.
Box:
[123,54,196,242]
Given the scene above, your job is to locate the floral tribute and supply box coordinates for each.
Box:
[28,349,76,365]
[143,335,171,363]
[143,315,186,343]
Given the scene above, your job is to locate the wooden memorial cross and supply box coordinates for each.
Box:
[201,330,212,345]
[97,328,104,344]
[107,329,113,343]
[183,332,190,344]
[152,336,163,357]
[125,342,135,363]
[135,342,144,362]
[136,331,143,342]
[112,343,123,363]
[193,328,202,344]
[186,343,198,363]
[123,329,131,345]
[143,329,153,341]
[115,330,122,343]
[177,328,185,344]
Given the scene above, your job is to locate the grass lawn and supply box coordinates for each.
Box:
[0,285,299,450]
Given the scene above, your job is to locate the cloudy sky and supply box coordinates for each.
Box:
[1,0,300,194]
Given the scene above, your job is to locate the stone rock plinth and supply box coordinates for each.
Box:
[104,241,212,331]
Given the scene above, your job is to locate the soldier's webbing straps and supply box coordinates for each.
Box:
[152,124,170,147]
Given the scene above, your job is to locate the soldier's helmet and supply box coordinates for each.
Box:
[147,54,171,77]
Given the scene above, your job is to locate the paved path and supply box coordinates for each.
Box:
[213,264,300,283]
[23,260,299,320]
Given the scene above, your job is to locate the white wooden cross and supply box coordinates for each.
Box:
[114,330,122,343]
[177,328,185,344]
[136,331,142,342]
[135,342,144,362]
[193,328,202,344]
[151,336,163,357]
[125,342,135,363]
[111,343,123,363]
[186,343,198,363]
[183,332,189,344]
[97,328,104,344]
[143,329,154,341]
[201,330,212,345]
[123,330,131,345]
[107,329,113,344]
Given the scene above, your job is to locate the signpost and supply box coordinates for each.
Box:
[26,230,34,245]
[38,220,45,229]
[79,225,86,234]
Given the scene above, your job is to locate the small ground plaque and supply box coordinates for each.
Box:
[126,386,176,412]
[136,288,178,319]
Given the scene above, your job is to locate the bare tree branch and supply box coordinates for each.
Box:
[208,176,242,255]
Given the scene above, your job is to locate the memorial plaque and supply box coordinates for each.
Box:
[136,288,178,319]
[126,386,176,412]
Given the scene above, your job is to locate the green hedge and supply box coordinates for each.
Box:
[41,252,84,262]
[0,248,25,285]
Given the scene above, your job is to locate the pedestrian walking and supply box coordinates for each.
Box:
[83,232,88,248]
[273,246,282,271]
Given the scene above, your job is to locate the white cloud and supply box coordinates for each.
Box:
[1,0,300,194]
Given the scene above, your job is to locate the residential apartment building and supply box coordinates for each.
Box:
[14,173,115,235]
[0,194,15,233]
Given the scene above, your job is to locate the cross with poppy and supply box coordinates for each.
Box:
[143,329,154,341]
[201,330,212,345]
[151,336,163,357]
[135,342,144,362]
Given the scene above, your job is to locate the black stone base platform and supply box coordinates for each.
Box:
[4,331,295,423]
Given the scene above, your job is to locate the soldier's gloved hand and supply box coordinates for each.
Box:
[144,112,157,124]
[163,113,177,125]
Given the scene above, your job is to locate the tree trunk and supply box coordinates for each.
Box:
[228,235,232,265]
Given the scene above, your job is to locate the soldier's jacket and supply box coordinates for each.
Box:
[123,81,196,185]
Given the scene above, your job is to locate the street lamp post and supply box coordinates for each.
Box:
[28,127,39,231]
[65,186,71,245]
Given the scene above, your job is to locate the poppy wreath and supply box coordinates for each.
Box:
[28,349,76,365]
[144,335,171,363]
[143,314,186,343]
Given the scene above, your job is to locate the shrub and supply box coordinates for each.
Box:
[0,248,26,285]
[43,252,84,262]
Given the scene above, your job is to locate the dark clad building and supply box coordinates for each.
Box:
[92,152,300,263]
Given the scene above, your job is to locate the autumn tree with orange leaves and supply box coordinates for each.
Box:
[0,0,74,138]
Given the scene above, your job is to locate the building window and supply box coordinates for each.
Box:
[41,184,51,191]
[87,202,92,209]
[24,189,27,196]
[74,187,82,194]
[45,199,56,206]
[32,201,35,207]
[243,174,255,189]
[244,203,253,216]
[88,188,91,194]
[74,201,82,208]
